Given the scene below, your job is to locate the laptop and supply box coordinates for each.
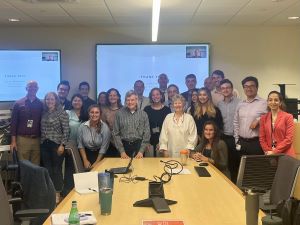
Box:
[109,156,134,174]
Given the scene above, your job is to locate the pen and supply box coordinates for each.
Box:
[88,188,97,192]
[79,213,92,217]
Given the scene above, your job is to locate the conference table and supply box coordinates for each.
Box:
[44,158,263,225]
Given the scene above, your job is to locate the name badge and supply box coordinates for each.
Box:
[152,127,160,134]
[27,120,33,128]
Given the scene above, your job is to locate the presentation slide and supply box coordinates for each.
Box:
[0,50,61,102]
[96,44,210,102]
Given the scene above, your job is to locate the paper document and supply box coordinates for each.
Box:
[73,171,98,194]
[52,211,97,225]
[143,220,184,225]
[167,168,191,174]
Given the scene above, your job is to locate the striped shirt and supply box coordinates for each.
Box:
[77,120,111,155]
[217,96,241,136]
[112,107,150,153]
[41,109,70,145]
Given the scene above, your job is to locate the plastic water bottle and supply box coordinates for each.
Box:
[68,201,80,225]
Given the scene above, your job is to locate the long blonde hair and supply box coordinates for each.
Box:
[194,87,216,119]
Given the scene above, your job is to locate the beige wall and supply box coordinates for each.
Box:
[294,122,300,160]
[0,25,300,109]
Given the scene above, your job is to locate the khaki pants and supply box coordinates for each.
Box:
[16,136,40,165]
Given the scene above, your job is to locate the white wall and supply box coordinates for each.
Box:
[0,25,299,109]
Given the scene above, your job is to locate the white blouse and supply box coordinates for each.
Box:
[159,113,198,157]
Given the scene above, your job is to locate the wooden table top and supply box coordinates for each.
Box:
[44,157,263,225]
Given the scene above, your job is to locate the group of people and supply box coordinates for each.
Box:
[10,70,296,202]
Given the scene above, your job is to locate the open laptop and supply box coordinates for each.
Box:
[109,155,134,174]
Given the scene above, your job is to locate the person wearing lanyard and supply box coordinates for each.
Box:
[259,91,296,157]
[144,88,171,157]
[113,90,150,159]
[233,76,267,157]
[77,104,111,169]
[217,79,241,183]
[10,81,43,165]
[159,94,197,158]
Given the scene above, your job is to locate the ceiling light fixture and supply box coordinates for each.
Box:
[8,18,20,22]
[288,16,299,20]
[152,0,161,42]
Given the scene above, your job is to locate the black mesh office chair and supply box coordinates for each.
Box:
[236,154,282,191]
[270,155,300,205]
[0,173,49,225]
[236,154,300,211]
[0,173,14,225]
[19,160,56,225]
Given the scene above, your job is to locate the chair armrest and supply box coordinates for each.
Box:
[15,209,49,219]
[8,197,22,204]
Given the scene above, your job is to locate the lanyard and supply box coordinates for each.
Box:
[271,115,276,148]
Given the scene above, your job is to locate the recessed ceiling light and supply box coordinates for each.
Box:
[8,18,20,22]
[288,16,299,20]
[271,0,283,2]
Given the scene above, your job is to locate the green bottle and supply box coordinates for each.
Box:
[68,201,80,225]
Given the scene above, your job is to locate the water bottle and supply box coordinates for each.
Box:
[68,201,80,225]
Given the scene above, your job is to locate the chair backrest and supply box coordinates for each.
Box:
[270,155,300,204]
[236,154,282,190]
[65,141,85,173]
[291,167,300,199]
[0,175,14,225]
[19,160,56,225]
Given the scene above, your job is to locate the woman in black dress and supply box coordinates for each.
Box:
[144,88,171,157]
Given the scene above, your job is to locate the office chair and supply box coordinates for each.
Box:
[0,148,19,191]
[65,141,86,173]
[237,154,300,211]
[0,173,14,225]
[0,174,49,225]
[236,154,282,190]
[270,155,300,205]
[236,154,283,210]
[19,160,56,225]
[291,167,300,199]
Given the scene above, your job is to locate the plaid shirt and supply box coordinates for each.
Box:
[41,109,69,145]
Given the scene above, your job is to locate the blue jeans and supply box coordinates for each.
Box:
[41,139,64,192]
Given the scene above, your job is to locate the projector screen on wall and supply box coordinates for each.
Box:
[0,50,61,102]
[96,44,210,102]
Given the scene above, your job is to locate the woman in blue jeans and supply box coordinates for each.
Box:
[40,92,69,203]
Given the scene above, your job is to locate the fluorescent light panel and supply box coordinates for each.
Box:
[288,16,299,20]
[8,18,20,22]
[152,0,161,42]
